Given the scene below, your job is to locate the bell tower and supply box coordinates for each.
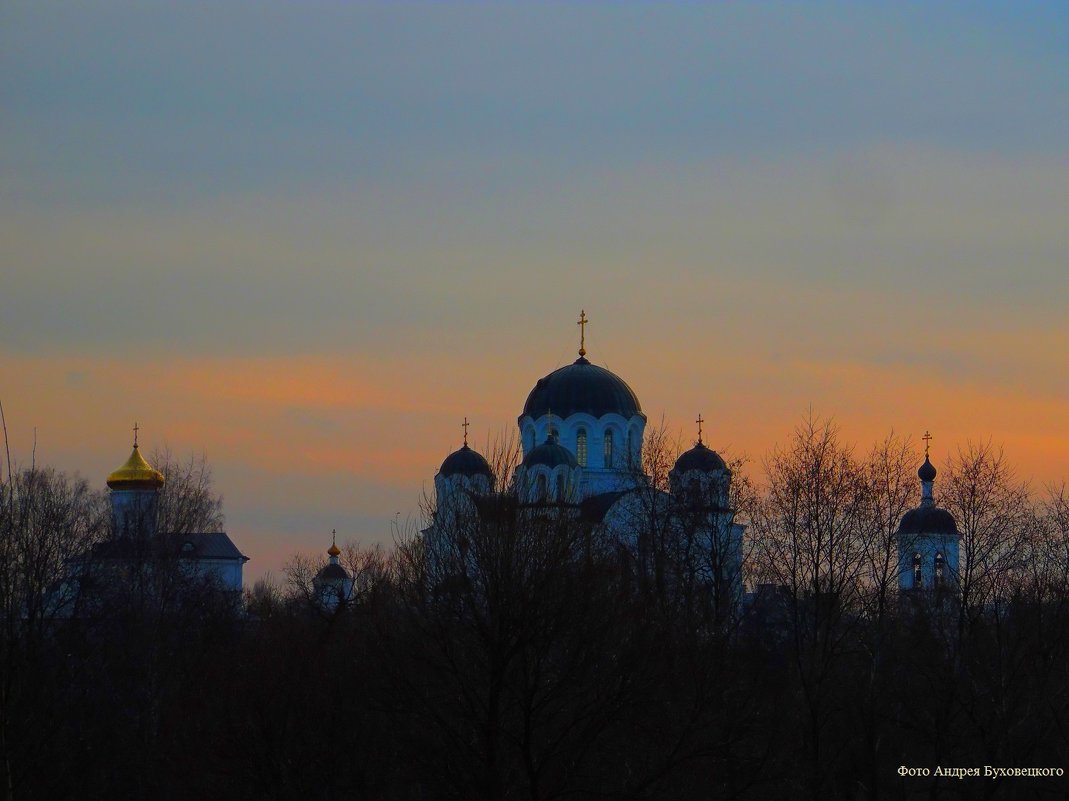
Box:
[106,423,165,538]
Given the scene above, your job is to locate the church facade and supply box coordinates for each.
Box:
[427,312,745,605]
[66,433,248,604]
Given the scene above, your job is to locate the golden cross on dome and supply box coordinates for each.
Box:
[696,414,704,445]
[577,309,588,357]
[922,430,933,458]
[332,528,337,547]
[462,417,470,446]
[133,421,140,448]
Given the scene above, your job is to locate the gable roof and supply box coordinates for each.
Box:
[86,532,248,563]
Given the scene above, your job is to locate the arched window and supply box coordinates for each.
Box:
[627,427,637,467]
[934,552,945,587]
[912,552,922,588]
[576,429,587,467]
[604,429,615,467]
[536,474,548,502]
[556,473,565,501]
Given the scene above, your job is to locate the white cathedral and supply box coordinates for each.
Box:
[425,312,962,608]
[426,312,746,601]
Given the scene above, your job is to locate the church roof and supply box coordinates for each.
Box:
[316,563,349,581]
[88,532,247,562]
[522,357,643,420]
[106,445,164,490]
[180,533,247,561]
[898,506,958,537]
[672,442,729,474]
[439,444,493,478]
[580,490,627,523]
[522,435,578,469]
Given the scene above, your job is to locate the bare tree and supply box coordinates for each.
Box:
[858,431,917,625]
[753,413,870,611]
[282,552,321,604]
[640,413,683,493]
[389,436,668,801]
[750,413,870,801]
[149,447,225,536]
[941,439,1031,636]
[1028,485,1069,603]
[244,574,283,619]
[0,464,108,799]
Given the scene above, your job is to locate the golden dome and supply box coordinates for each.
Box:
[327,542,341,558]
[106,445,164,490]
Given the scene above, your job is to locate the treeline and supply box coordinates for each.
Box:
[2,421,1069,800]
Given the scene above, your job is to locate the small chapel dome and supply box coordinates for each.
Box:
[439,444,493,479]
[900,451,956,535]
[314,530,352,609]
[918,456,937,482]
[106,445,164,490]
[673,442,729,474]
[522,357,643,420]
[522,432,579,469]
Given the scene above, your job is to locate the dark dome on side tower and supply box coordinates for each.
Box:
[439,445,493,479]
[673,442,729,474]
[522,357,643,420]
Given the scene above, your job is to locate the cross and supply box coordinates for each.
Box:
[547,408,554,440]
[462,417,469,446]
[577,309,588,357]
[133,421,140,448]
[696,414,704,445]
[922,430,933,458]
[331,528,337,547]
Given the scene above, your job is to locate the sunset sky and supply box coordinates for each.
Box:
[2,3,1067,581]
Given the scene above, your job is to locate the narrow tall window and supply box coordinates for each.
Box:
[556,473,565,501]
[604,429,615,467]
[934,552,945,588]
[912,552,922,588]
[576,429,587,467]
[536,474,548,502]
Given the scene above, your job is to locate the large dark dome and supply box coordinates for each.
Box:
[522,357,643,420]
[439,445,493,479]
[899,506,958,536]
[672,442,729,474]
